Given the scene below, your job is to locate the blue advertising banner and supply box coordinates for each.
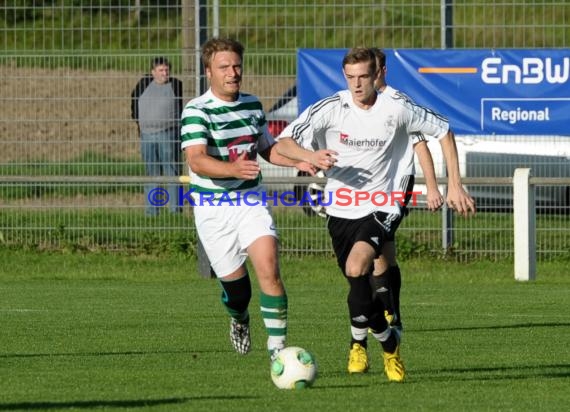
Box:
[297,49,570,135]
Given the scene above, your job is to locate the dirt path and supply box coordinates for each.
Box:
[1,66,293,163]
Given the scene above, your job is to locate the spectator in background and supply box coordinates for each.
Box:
[131,57,183,216]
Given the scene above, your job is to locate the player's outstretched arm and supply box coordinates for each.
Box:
[414,141,443,211]
[438,131,476,216]
[185,146,260,180]
[260,143,317,175]
[276,137,338,171]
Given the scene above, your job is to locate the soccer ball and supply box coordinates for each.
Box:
[270,346,317,389]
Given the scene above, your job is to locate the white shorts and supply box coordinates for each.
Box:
[194,203,277,277]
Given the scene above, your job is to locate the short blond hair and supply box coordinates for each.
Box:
[201,38,244,69]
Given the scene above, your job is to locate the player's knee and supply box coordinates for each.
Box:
[345,263,369,277]
[373,257,389,275]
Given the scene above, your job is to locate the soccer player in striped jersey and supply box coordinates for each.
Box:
[276,47,476,382]
[181,38,315,361]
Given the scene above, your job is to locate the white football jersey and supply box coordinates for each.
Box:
[278,86,449,218]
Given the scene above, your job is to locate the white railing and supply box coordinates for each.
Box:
[1,171,568,281]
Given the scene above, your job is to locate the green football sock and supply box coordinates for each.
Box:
[260,292,288,353]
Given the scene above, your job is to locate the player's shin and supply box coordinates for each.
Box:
[370,270,396,322]
[260,292,288,358]
[388,265,402,325]
[219,274,252,323]
[346,275,374,346]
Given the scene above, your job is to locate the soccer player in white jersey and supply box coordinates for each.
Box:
[277,47,476,382]
[181,38,315,361]
[369,48,445,336]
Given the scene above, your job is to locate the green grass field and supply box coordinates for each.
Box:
[1,250,569,411]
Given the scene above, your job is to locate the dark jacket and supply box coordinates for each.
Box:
[130,75,184,123]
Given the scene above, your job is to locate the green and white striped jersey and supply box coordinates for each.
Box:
[181,89,275,198]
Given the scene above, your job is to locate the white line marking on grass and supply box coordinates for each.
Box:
[0,308,46,312]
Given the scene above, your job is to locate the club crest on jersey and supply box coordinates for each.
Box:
[249,115,262,128]
[384,115,396,134]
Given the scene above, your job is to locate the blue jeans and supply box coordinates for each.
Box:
[140,128,181,215]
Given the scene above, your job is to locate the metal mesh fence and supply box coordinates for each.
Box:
[1,1,569,261]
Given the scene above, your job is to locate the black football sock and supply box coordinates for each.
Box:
[381,330,398,353]
[219,274,251,323]
[388,265,402,324]
[346,275,374,348]
[370,270,395,316]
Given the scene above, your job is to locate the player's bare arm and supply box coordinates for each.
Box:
[277,137,338,170]
[414,141,443,211]
[438,131,477,216]
[184,145,260,180]
[259,143,317,175]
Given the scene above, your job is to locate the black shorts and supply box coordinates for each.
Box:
[327,211,401,274]
[385,174,415,239]
[326,176,415,273]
